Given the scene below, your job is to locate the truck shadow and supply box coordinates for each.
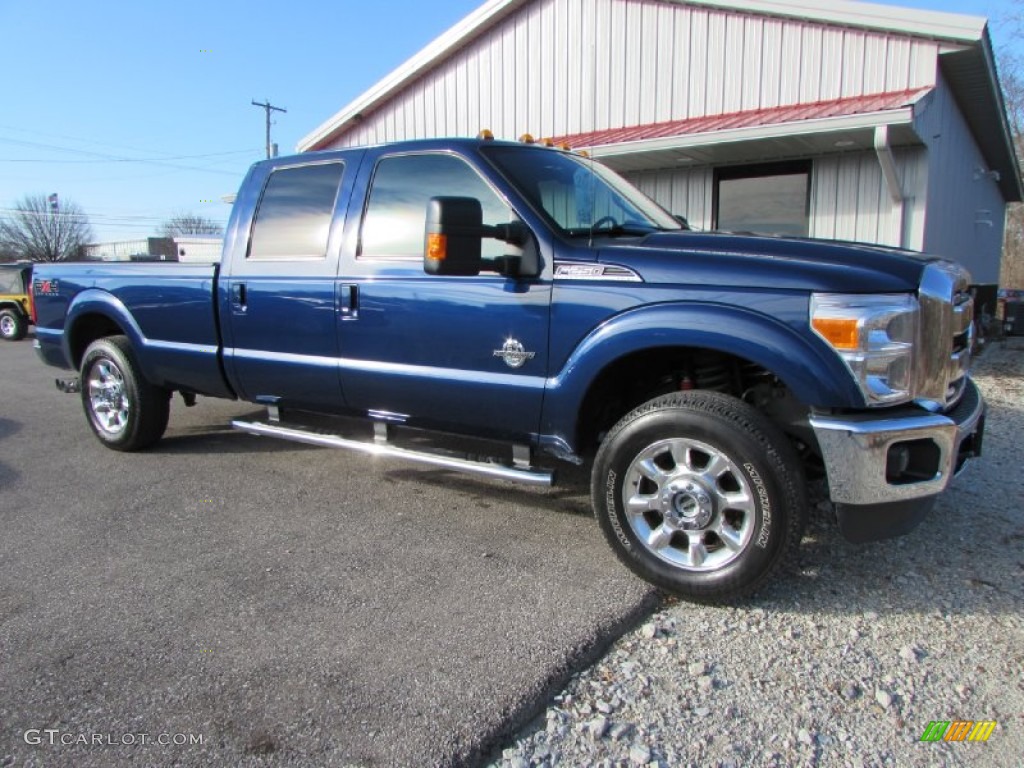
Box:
[380,464,595,519]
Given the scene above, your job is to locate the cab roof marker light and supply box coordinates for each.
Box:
[518,133,535,144]
[477,129,495,141]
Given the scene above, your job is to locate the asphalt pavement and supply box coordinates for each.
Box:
[0,338,656,767]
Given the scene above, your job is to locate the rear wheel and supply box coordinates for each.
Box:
[80,336,169,451]
[592,391,806,602]
[0,308,27,341]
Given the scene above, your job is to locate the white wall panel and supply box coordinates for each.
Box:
[654,3,675,123]
[810,149,928,249]
[799,25,822,104]
[322,0,944,149]
[722,14,745,113]
[687,8,711,117]
[671,6,690,119]
[742,17,764,110]
[759,18,783,109]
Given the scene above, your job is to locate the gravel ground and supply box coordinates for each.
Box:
[488,340,1024,768]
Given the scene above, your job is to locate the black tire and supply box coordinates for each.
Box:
[79,336,170,451]
[0,308,27,341]
[591,391,806,603]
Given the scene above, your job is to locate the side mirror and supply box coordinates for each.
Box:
[424,197,484,276]
[423,196,540,278]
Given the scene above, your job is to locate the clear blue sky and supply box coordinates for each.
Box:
[0,0,1019,242]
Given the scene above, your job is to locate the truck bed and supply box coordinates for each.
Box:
[32,262,232,399]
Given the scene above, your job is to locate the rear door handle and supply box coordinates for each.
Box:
[339,283,358,319]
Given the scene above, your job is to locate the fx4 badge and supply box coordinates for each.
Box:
[493,338,536,369]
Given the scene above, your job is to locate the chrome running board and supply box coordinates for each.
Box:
[231,419,554,487]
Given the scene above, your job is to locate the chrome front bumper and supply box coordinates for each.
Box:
[810,378,985,507]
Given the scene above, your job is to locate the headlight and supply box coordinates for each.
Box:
[810,293,918,406]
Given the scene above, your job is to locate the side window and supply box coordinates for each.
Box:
[0,270,22,294]
[360,153,512,260]
[248,162,344,260]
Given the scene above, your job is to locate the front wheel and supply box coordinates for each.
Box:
[591,391,806,602]
[80,336,170,451]
[0,308,27,341]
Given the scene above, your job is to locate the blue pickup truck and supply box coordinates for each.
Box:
[31,136,984,601]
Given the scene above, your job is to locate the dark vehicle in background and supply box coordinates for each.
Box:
[999,288,1024,336]
[0,262,32,341]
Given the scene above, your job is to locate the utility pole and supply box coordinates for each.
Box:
[251,99,287,158]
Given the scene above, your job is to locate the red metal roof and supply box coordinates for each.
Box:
[552,89,929,148]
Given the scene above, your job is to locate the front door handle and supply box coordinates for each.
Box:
[339,283,358,319]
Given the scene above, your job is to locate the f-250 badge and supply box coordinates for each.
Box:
[493,338,536,369]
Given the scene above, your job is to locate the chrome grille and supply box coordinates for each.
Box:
[917,262,974,408]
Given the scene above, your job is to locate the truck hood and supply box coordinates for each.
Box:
[599,231,934,294]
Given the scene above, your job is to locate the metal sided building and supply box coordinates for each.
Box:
[298,0,1022,306]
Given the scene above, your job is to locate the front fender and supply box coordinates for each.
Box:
[540,301,862,452]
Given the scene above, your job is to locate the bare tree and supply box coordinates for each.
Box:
[999,2,1024,288]
[162,212,224,238]
[0,194,95,262]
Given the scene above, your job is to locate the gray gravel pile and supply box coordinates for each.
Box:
[489,340,1024,768]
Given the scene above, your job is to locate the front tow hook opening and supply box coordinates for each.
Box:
[56,377,81,394]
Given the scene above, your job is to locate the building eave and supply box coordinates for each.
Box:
[938,29,1024,201]
[585,108,920,173]
[678,0,986,43]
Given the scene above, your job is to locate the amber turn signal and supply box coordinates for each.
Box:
[811,317,860,350]
[426,233,448,261]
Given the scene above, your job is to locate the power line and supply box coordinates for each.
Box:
[0,136,252,176]
[0,148,258,163]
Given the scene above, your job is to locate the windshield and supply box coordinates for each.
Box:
[482,145,681,236]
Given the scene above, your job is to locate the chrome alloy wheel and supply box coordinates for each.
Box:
[623,437,755,571]
[0,314,15,337]
[87,357,131,435]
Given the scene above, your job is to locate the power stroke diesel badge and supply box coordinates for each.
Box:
[493,338,536,369]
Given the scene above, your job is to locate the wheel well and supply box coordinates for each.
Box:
[577,347,795,457]
[68,313,126,369]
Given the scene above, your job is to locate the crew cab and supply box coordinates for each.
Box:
[31,136,984,601]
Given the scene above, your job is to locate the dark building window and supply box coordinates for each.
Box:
[248,162,344,260]
[713,161,811,237]
[360,153,511,260]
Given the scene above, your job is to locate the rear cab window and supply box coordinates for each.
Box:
[248,162,345,261]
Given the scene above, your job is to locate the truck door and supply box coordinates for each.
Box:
[337,150,551,439]
[221,158,354,412]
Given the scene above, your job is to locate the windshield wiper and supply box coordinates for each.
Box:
[566,223,665,238]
